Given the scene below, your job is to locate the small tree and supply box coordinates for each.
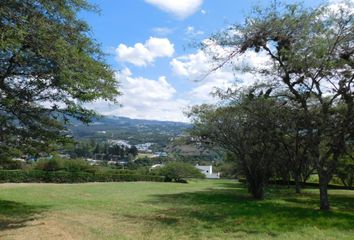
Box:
[158,162,205,183]
[276,104,314,193]
[189,87,283,199]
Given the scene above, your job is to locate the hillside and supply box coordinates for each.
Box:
[69,116,190,146]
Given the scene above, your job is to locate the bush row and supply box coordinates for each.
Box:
[0,170,164,183]
[238,178,353,190]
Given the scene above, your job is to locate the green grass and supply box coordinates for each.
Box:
[0,180,353,240]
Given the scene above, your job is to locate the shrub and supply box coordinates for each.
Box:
[33,157,94,173]
[0,170,164,183]
[158,162,205,183]
[63,158,93,172]
[0,159,24,170]
[33,157,64,171]
[336,153,354,188]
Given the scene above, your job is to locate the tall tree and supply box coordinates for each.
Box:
[189,86,283,199]
[0,0,119,157]
[277,104,314,193]
[208,2,353,210]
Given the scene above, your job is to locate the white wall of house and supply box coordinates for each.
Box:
[195,164,220,179]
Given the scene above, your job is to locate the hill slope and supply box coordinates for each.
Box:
[69,116,190,146]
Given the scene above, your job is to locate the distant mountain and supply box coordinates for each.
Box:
[68,116,190,146]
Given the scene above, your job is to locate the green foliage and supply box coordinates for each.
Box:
[0,170,164,183]
[0,159,24,170]
[33,157,93,172]
[217,162,238,179]
[0,0,119,156]
[189,87,286,199]
[157,162,205,183]
[64,139,139,160]
[34,158,63,172]
[201,1,353,209]
[336,152,354,187]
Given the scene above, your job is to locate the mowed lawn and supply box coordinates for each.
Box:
[0,180,353,240]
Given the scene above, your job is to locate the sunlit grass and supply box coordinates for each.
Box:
[0,180,353,240]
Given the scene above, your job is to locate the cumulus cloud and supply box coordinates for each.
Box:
[170,41,272,103]
[86,69,189,122]
[145,0,203,19]
[115,37,174,66]
[170,49,233,103]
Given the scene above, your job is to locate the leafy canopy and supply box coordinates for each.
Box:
[158,162,205,183]
[0,0,120,157]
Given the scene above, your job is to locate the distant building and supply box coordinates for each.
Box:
[86,158,103,166]
[195,164,220,179]
[108,139,131,148]
[58,154,70,159]
[149,163,165,171]
[12,158,26,163]
[117,160,128,165]
[152,152,168,158]
[135,142,155,152]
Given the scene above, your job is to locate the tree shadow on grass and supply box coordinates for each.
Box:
[0,200,49,232]
[136,183,354,236]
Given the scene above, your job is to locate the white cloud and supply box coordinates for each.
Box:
[145,0,203,19]
[170,49,234,103]
[327,0,354,14]
[171,50,210,79]
[86,69,189,122]
[152,27,174,36]
[95,40,272,122]
[201,9,206,15]
[170,41,272,103]
[185,26,204,37]
[115,37,174,66]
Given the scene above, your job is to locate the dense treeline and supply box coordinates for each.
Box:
[64,140,138,161]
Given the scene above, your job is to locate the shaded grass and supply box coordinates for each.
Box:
[146,188,353,234]
[0,200,48,231]
[133,181,354,239]
[0,180,353,240]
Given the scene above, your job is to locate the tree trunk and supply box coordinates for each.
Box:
[319,174,330,211]
[295,174,301,194]
[251,185,264,199]
[249,179,264,199]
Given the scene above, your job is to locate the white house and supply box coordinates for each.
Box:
[149,164,165,171]
[85,158,103,166]
[195,164,220,179]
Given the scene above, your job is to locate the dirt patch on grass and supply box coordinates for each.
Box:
[0,214,77,240]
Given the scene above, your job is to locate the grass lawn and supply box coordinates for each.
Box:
[0,180,353,240]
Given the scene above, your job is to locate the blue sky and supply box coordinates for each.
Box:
[81,0,326,122]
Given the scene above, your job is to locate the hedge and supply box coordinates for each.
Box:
[0,170,165,183]
[238,178,353,190]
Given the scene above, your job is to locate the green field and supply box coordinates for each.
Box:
[0,180,353,240]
